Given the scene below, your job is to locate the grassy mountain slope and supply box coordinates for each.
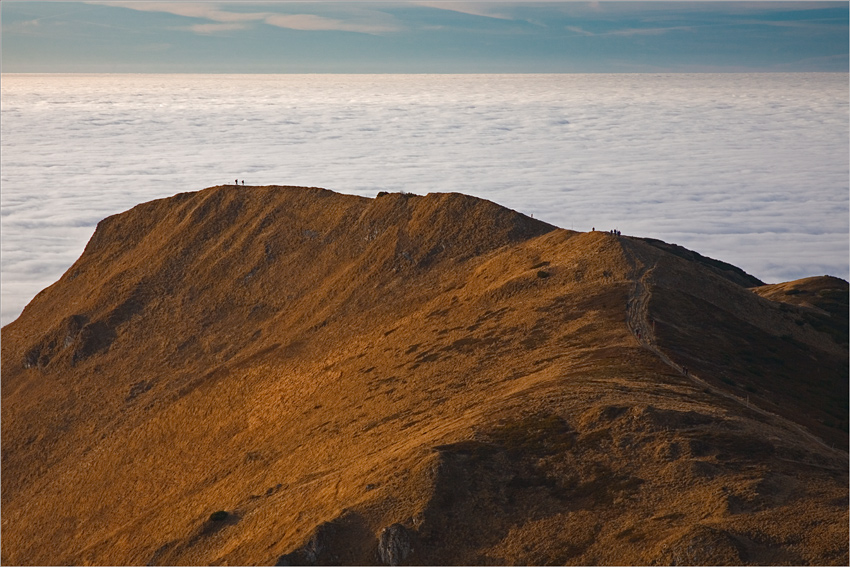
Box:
[2,186,847,565]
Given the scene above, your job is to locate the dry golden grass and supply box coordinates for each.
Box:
[2,186,847,565]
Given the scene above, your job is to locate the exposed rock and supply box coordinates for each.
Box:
[63,314,87,348]
[275,514,371,566]
[21,314,88,369]
[72,320,115,362]
[22,346,41,369]
[377,523,411,566]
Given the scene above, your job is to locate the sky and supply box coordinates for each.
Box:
[1,3,848,325]
[1,1,848,73]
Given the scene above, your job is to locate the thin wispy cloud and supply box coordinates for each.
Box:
[86,1,404,34]
[180,22,250,34]
[745,18,850,30]
[413,2,516,21]
[567,24,694,37]
[263,13,401,33]
[564,25,594,37]
[88,2,261,22]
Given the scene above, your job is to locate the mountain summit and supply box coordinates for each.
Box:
[2,185,847,565]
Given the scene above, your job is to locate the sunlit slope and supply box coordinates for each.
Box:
[2,186,847,566]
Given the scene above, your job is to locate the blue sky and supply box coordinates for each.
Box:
[2,1,848,72]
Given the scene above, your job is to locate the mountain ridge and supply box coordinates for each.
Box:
[2,185,847,565]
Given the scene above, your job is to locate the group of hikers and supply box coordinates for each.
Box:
[234,179,245,186]
[591,227,622,236]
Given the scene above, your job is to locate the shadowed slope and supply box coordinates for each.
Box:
[620,239,848,447]
[753,276,848,349]
[2,186,847,566]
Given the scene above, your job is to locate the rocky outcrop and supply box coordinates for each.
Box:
[275,512,375,566]
[377,524,412,566]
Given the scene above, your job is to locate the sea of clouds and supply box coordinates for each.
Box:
[2,73,848,325]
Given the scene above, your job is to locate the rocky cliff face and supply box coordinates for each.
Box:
[2,185,847,565]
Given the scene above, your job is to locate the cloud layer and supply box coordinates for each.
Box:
[2,73,848,325]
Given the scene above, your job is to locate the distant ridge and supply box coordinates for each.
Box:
[636,236,764,288]
[2,185,847,566]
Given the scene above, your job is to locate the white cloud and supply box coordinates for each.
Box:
[2,73,848,325]
[86,1,402,34]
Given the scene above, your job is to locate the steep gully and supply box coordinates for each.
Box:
[619,237,843,459]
